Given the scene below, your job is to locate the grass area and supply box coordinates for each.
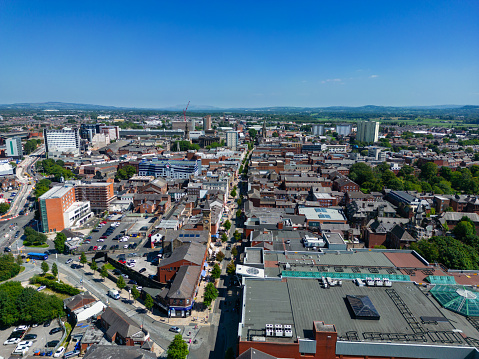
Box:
[42,288,71,300]
[103,263,115,270]
[25,243,49,248]
[19,266,25,273]
[62,322,72,346]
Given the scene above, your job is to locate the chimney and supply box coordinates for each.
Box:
[278,221,284,229]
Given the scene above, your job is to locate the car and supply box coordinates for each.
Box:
[43,320,52,327]
[110,245,116,250]
[128,279,137,285]
[99,236,107,239]
[97,238,105,242]
[92,229,99,233]
[226,245,231,250]
[53,346,65,357]
[88,246,94,251]
[121,273,129,279]
[136,286,143,291]
[126,262,136,268]
[84,240,91,244]
[4,247,11,252]
[46,340,59,348]
[119,259,126,264]
[101,245,107,250]
[13,346,29,355]
[37,285,46,291]
[139,268,146,273]
[4,338,21,345]
[124,244,129,249]
[18,340,33,347]
[71,263,81,269]
[169,326,181,333]
[23,334,37,340]
[65,258,73,264]
[93,246,98,251]
[128,252,138,257]
[86,236,92,239]
[113,269,122,275]
[49,327,62,335]
[14,325,29,331]
[8,330,25,339]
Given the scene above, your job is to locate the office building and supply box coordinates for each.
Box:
[75,182,115,212]
[203,115,212,131]
[80,124,100,141]
[312,124,324,136]
[336,124,352,136]
[6,137,22,158]
[39,185,92,233]
[226,131,239,150]
[172,121,195,131]
[138,159,201,179]
[356,121,379,143]
[44,128,81,157]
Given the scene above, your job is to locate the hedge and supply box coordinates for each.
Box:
[30,275,80,296]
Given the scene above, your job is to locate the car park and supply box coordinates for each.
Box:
[88,246,94,251]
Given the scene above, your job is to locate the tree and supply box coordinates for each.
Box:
[231,246,238,258]
[225,347,235,359]
[221,233,228,243]
[167,334,189,359]
[349,163,375,185]
[54,232,67,253]
[230,189,237,197]
[131,286,140,302]
[51,263,58,278]
[272,132,279,138]
[248,128,257,139]
[34,179,52,199]
[80,252,87,267]
[41,261,49,274]
[100,265,108,281]
[420,162,438,182]
[144,293,154,312]
[236,209,242,218]
[216,251,225,262]
[237,197,242,206]
[226,260,236,276]
[203,282,219,306]
[211,263,221,280]
[116,275,126,292]
[90,259,98,272]
[0,203,10,214]
[224,220,231,231]
[23,227,47,246]
[453,218,476,240]
[360,150,369,156]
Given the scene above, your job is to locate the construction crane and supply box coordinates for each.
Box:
[183,101,190,122]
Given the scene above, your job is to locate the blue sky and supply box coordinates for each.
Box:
[0,1,478,108]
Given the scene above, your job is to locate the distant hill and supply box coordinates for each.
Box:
[0,102,123,111]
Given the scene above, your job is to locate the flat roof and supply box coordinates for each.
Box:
[39,185,74,200]
[241,279,479,348]
[298,207,346,221]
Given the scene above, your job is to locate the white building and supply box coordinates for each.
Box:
[312,124,324,136]
[98,125,120,140]
[356,121,379,143]
[336,124,352,136]
[6,137,22,158]
[44,128,80,157]
[63,201,92,229]
[226,131,239,151]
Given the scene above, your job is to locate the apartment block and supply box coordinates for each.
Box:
[226,131,239,150]
[75,182,115,212]
[356,121,379,143]
[44,128,80,157]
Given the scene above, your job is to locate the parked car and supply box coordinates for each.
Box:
[93,246,98,251]
[23,334,37,340]
[43,320,52,327]
[3,247,11,252]
[88,246,94,251]
[4,338,21,345]
[53,346,65,357]
[14,325,29,332]
[37,285,46,291]
[139,268,146,274]
[49,327,62,335]
[46,340,59,348]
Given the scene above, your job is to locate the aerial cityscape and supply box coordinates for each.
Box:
[0,1,479,359]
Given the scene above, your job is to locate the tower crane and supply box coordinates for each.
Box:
[183,101,190,122]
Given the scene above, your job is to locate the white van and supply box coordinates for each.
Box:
[108,289,120,300]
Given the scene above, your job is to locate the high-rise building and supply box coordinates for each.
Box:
[39,185,92,233]
[203,115,212,131]
[356,121,379,143]
[44,128,80,157]
[312,124,325,136]
[80,124,100,140]
[226,131,239,150]
[6,137,22,158]
[98,125,120,140]
[75,182,115,212]
[172,121,195,131]
[336,124,352,136]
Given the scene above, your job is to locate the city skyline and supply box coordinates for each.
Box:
[1,0,478,108]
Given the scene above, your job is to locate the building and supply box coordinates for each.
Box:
[80,124,100,141]
[356,121,379,143]
[226,131,239,150]
[83,345,156,359]
[0,161,15,176]
[157,242,207,283]
[44,128,80,157]
[203,115,212,131]
[6,137,22,158]
[98,125,120,140]
[75,182,115,212]
[172,121,195,131]
[100,307,149,346]
[312,124,325,136]
[138,159,201,179]
[298,207,347,228]
[336,123,352,136]
[39,185,92,232]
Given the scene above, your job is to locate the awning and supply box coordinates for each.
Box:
[212,234,219,238]
[208,248,212,255]
[203,261,208,268]
[201,270,206,277]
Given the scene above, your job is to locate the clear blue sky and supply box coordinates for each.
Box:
[1,1,478,108]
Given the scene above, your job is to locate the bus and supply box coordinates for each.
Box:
[27,252,48,260]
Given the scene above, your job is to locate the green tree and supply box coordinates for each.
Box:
[90,259,98,272]
[80,252,87,267]
[221,233,228,243]
[226,260,236,276]
[224,220,231,231]
[272,132,279,138]
[144,293,154,312]
[54,232,67,253]
[34,179,52,199]
[349,162,375,185]
[203,282,219,306]
[167,334,189,359]
[0,203,10,214]
[453,218,476,240]
[23,227,47,246]
[248,128,257,138]
[233,230,241,242]
[100,265,108,281]
[211,263,221,280]
[360,150,369,156]
[420,162,438,182]
[41,261,49,274]
[236,209,242,218]
[230,189,237,197]
[231,246,238,258]
[237,197,242,206]
[131,286,140,302]
[216,251,225,262]
[51,263,58,278]
[116,275,126,292]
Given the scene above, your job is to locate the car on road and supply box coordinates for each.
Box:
[169,326,181,333]
[65,258,73,264]
[71,263,81,269]
[4,247,11,252]
[53,346,65,357]
[46,340,59,348]
[49,327,62,335]
[128,279,137,285]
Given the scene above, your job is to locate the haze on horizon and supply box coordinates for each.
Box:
[0,0,478,109]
